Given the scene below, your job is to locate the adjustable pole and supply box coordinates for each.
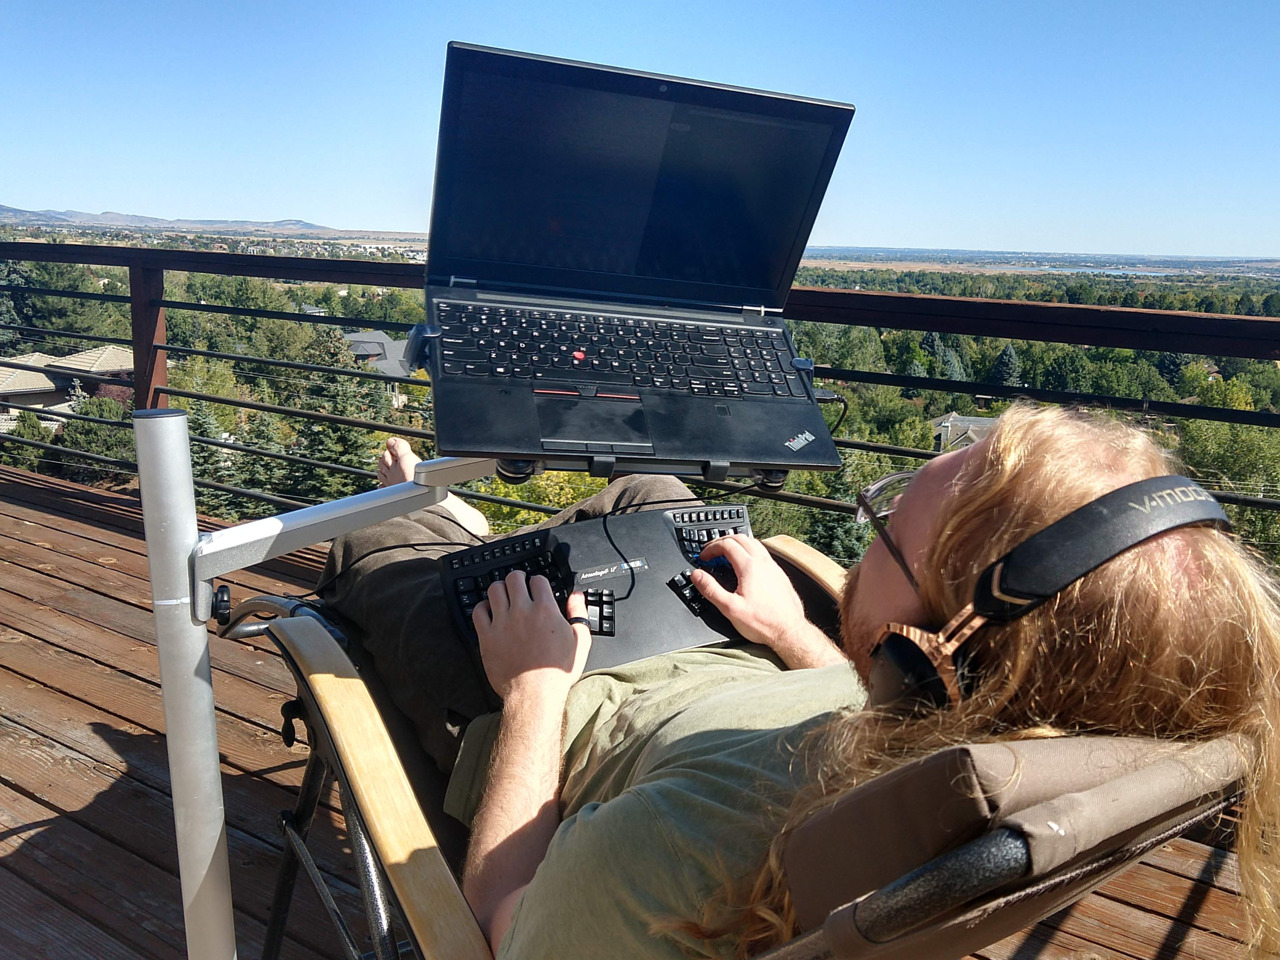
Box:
[134,409,238,960]
[136,406,502,957]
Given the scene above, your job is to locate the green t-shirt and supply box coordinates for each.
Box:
[496,646,866,960]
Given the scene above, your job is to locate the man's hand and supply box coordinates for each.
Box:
[464,571,591,949]
[473,569,592,701]
[692,535,846,670]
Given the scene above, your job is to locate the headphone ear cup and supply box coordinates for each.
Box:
[868,631,951,710]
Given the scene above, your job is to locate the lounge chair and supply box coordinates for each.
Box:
[228,537,1247,960]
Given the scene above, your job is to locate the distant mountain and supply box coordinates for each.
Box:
[0,204,334,235]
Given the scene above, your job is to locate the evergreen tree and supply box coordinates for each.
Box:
[1155,351,1193,384]
[1263,293,1280,317]
[285,328,390,503]
[992,344,1022,386]
[188,403,239,518]
[58,392,135,484]
[1236,292,1260,316]
[804,463,874,566]
[233,411,292,518]
[920,331,944,360]
[941,348,967,383]
[0,410,54,472]
[902,358,927,398]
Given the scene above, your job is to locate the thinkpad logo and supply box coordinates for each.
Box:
[784,430,815,452]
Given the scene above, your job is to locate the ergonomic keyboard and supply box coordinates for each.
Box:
[440,504,753,677]
[434,300,807,401]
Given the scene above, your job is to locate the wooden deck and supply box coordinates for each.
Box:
[0,466,1252,960]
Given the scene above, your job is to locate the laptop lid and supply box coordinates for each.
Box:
[427,42,855,312]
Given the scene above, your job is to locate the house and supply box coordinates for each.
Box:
[0,344,134,416]
[931,411,997,451]
[343,331,412,408]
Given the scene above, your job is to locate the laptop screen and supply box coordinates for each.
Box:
[428,44,854,311]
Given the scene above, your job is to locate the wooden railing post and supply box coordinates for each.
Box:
[129,264,168,410]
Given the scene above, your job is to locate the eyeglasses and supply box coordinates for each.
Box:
[855,470,919,592]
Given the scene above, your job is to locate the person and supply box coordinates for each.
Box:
[319,406,1280,960]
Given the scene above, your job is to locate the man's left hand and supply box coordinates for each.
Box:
[693,535,847,669]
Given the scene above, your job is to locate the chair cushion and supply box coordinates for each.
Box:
[784,735,1246,932]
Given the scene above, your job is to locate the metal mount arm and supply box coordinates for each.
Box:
[190,455,496,620]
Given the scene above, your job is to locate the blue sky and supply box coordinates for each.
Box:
[3,0,1277,256]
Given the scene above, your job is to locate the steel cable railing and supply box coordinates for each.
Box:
[4,252,1280,541]
[817,366,1280,430]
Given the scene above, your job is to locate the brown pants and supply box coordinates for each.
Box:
[316,474,697,770]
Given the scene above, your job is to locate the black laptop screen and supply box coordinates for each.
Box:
[428,44,854,310]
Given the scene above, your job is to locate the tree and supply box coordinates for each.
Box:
[1042,350,1094,393]
[57,393,135,485]
[232,411,291,518]
[941,348,967,383]
[284,328,391,504]
[803,460,876,566]
[1064,282,1096,305]
[467,471,607,532]
[1177,420,1280,564]
[920,331,944,361]
[187,403,239,518]
[0,410,54,472]
[0,259,36,349]
[1263,293,1280,318]
[1155,352,1194,385]
[168,353,247,436]
[1236,292,1260,316]
[991,344,1021,387]
[902,358,927,398]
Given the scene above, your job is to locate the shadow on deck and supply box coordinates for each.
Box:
[0,466,1251,960]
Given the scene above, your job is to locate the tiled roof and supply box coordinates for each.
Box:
[0,356,60,395]
[44,344,134,374]
[2,351,59,369]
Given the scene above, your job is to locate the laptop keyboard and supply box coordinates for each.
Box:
[434,300,808,400]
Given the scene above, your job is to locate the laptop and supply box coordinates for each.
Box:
[421,42,855,483]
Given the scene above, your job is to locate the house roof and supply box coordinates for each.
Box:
[343,331,409,376]
[0,352,62,395]
[44,344,135,374]
[1,345,135,397]
[931,412,998,450]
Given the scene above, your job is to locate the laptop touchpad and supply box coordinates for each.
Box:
[535,395,651,445]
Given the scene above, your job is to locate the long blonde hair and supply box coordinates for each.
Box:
[708,405,1280,957]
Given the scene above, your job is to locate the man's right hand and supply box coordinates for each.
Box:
[473,569,592,702]
[692,535,847,670]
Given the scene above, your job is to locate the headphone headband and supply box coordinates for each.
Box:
[868,475,1231,710]
[972,475,1230,622]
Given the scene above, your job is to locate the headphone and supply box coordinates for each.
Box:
[866,475,1232,710]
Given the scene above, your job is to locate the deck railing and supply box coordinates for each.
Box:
[2,240,1279,531]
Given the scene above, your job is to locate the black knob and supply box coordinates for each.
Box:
[212,584,232,625]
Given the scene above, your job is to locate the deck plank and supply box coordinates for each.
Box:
[0,702,358,958]
[0,556,299,692]
[0,656,348,874]
[0,864,148,960]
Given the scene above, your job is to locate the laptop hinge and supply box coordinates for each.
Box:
[741,305,781,318]
[449,276,478,287]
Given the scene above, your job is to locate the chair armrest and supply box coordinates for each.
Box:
[268,617,493,960]
[763,535,847,606]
